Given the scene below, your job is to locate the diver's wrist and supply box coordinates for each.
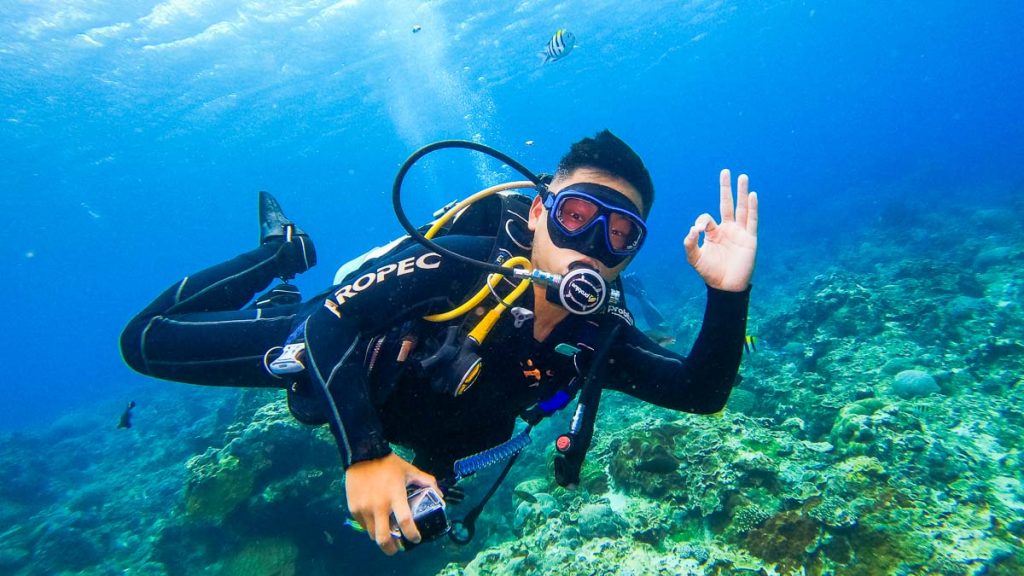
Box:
[344,437,394,470]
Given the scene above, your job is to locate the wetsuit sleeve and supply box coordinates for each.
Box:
[604,285,750,414]
[302,236,494,469]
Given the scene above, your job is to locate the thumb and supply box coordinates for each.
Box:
[683,225,700,266]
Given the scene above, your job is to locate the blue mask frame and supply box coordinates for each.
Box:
[541,182,647,267]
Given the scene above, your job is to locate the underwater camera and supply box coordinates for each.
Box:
[389,486,450,549]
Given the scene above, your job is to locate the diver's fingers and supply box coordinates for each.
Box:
[695,213,717,235]
[685,213,715,264]
[392,494,422,544]
[719,169,735,222]
[406,469,440,495]
[373,509,400,556]
[735,174,750,227]
[747,192,759,237]
[684,225,700,265]
[358,513,375,543]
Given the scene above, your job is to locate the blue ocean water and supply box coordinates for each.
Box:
[3,0,1019,433]
[1,2,1023,574]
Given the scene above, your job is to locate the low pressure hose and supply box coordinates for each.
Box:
[391,140,547,279]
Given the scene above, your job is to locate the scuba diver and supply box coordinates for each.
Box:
[119,130,758,556]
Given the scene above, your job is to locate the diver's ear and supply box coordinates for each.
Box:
[528,195,544,232]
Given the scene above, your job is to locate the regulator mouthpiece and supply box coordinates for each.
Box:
[513,263,621,315]
[549,262,608,315]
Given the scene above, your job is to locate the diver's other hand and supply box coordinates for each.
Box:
[683,169,759,292]
[345,453,441,556]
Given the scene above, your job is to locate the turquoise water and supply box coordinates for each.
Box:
[1,1,1022,574]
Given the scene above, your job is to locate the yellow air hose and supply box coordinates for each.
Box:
[423,181,535,240]
[421,181,536,345]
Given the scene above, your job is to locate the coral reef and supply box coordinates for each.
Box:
[220,538,299,576]
[431,200,1024,575]
[891,369,940,398]
[0,384,244,575]
[0,200,1021,575]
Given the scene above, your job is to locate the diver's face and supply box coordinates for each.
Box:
[528,168,645,281]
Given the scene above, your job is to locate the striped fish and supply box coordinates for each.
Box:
[744,335,758,354]
[542,29,576,64]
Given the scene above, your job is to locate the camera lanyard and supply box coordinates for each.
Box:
[448,424,533,545]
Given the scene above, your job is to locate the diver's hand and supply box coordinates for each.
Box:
[345,453,441,555]
[683,169,759,292]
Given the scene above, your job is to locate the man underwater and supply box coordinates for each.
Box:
[120,130,758,555]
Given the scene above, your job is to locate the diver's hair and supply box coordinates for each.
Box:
[555,129,655,217]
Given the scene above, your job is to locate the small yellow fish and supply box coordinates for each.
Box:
[744,335,758,354]
[344,519,366,533]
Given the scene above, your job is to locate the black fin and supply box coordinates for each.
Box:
[259,191,307,244]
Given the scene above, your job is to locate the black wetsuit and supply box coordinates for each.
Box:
[121,235,749,477]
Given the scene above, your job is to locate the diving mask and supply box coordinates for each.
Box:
[542,182,647,267]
